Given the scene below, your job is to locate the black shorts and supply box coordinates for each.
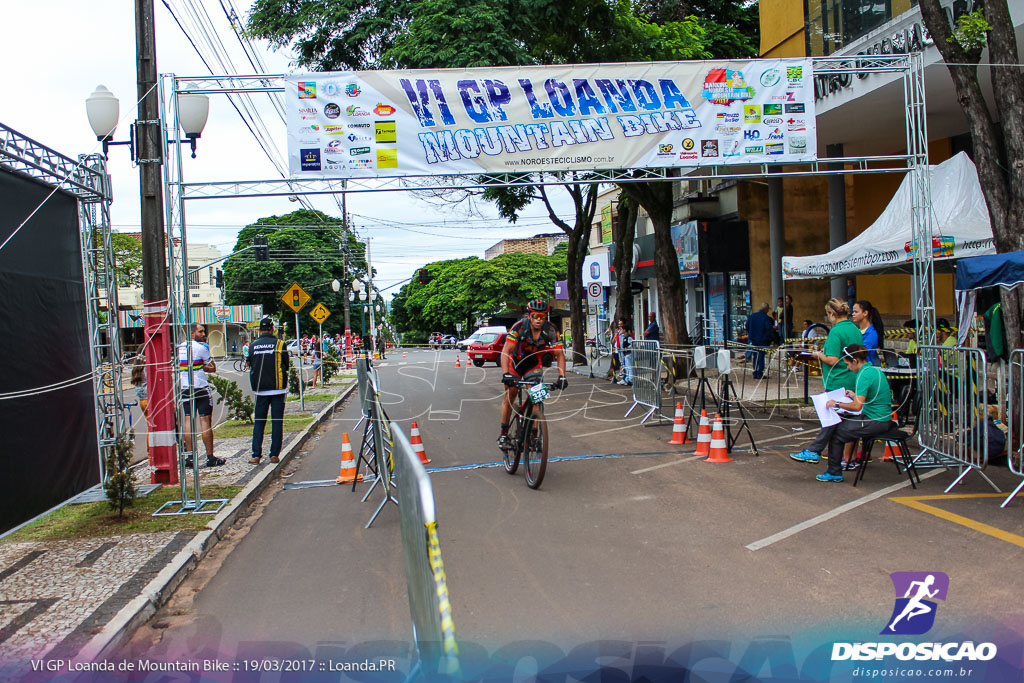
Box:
[510,361,544,380]
[182,387,213,417]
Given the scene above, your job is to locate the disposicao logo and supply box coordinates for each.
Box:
[832,571,997,663]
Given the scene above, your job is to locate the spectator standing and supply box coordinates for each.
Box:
[784,294,795,341]
[852,300,884,365]
[311,346,322,388]
[936,318,956,347]
[130,356,148,418]
[847,278,856,310]
[811,298,863,393]
[248,317,289,464]
[614,320,634,385]
[643,311,660,342]
[789,344,894,480]
[746,302,775,379]
[775,297,785,325]
[904,320,918,355]
[178,323,224,468]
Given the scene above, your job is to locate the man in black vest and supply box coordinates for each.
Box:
[249,317,290,464]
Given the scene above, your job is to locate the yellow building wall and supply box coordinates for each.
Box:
[760,0,806,57]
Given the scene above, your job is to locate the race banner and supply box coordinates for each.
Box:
[285,59,816,178]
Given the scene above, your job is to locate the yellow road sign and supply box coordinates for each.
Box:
[282,282,311,313]
[310,302,331,325]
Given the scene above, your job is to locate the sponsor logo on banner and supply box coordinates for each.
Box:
[766,142,784,155]
[788,136,807,153]
[715,125,741,134]
[701,68,755,105]
[347,158,375,168]
[323,81,341,97]
[743,129,761,140]
[350,146,371,156]
[679,151,698,160]
[701,140,719,157]
[762,117,783,125]
[325,139,345,154]
[787,65,804,85]
[324,103,341,119]
[377,148,398,168]
[766,127,784,140]
[324,158,346,170]
[373,103,397,116]
[759,69,781,87]
[323,125,346,135]
[298,82,316,99]
[723,140,741,157]
[657,144,674,155]
[375,120,397,143]
[347,132,371,142]
[787,118,806,132]
[344,83,361,97]
[300,148,321,171]
[784,91,797,101]
[715,112,740,123]
[785,102,806,113]
[348,122,371,129]
[763,103,783,115]
[681,138,695,151]
[743,104,761,123]
[346,105,371,117]
[298,107,318,121]
[830,571,998,666]
[744,145,764,154]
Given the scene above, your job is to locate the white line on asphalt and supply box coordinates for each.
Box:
[631,454,706,473]
[745,469,944,551]
[571,422,643,437]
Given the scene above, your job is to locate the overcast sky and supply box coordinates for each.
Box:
[1,1,574,298]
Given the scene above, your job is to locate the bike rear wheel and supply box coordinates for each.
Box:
[503,413,521,474]
[522,409,548,489]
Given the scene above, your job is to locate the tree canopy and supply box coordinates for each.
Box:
[223,209,374,333]
[389,251,566,341]
[110,232,143,288]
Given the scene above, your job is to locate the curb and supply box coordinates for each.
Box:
[74,383,357,664]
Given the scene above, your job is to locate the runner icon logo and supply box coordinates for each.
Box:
[882,571,949,635]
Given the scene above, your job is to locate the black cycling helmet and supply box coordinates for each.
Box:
[526,299,550,314]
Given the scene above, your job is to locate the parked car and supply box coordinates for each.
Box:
[458,325,507,351]
[467,332,507,366]
[441,335,458,349]
[286,339,301,356]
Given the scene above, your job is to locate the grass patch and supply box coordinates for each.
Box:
[214,414,314,439]
[287,393,334,402]
[763,397,811,406]
[2,485,242,542]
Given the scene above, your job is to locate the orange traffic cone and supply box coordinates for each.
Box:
[694,410,712,457]
[402,351,407,359]
[705,414,734,463]
[410,421,431,464]
[335,432,363,483]
[883,411,898,460]
[455,355,461,368]
[668,402,690,445]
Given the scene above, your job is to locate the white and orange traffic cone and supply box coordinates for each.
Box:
[402,351,407,359]
[705,414,734,463]
[455,355,461,369]
[335,432,363,483]
[410,421,430,464]
[668,401,690,445]
[694,409,712,457]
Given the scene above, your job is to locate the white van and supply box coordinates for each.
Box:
[457,325,507,351]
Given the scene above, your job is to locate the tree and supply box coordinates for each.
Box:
[611,193,639,331]
[918,2,1024,348]
[111,233,143,288]
[223,210,368,334]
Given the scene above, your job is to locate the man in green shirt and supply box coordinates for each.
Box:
[790,344,893,481]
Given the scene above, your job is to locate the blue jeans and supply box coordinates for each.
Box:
[751,350,766,378]
[252,393,286,459]
[622,352,633,383]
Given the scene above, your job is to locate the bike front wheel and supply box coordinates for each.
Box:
[522,410,548,489]
[503,414,521,475]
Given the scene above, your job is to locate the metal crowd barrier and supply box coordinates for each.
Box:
[626,340,666,423]
[354,356,398,526]
[391,423,461,679]
[1004,349,1024,508]
[917,345,1001,493]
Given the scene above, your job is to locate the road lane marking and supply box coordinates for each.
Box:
[631,455,706,473]
[745,469,945,551]
[889,493,1024,549]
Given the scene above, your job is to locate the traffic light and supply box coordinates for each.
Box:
[416,268,432,284]
[215,269,224,288]
[254,235,269,262]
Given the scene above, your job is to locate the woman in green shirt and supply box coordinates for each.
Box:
[811,298,863,393]
[790,345,894,482]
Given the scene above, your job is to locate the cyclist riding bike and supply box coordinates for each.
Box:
[497,299,568,449]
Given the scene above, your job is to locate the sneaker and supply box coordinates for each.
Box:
[249,457,261,464]
[184,457,193,468]
[269,456,280,463]
[789,449,820,463]
[205,456,226,468]
[816,472,844,482]
[844,460,860,471]
[497,434,510,451]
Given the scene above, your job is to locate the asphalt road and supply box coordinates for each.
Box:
[122,348,1024,676]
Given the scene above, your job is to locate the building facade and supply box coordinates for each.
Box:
[484,233,568,260]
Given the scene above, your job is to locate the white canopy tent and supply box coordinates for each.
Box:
[782,152,995,280]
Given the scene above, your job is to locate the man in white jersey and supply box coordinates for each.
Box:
[178,323,224,468]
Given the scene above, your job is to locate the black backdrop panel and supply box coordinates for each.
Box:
[0,169,99,533]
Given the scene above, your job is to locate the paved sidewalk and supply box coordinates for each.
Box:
[0,381,355,681]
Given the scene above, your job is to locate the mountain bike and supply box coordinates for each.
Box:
[232,356,249,372]
[501,373,557,489]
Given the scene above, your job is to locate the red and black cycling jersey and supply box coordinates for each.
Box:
[506,318,562,374]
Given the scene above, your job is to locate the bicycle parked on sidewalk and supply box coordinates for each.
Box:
[500,372,558,489]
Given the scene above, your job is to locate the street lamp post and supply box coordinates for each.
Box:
[85,72,209,486]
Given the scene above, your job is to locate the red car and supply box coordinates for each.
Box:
[467,332,507,366]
